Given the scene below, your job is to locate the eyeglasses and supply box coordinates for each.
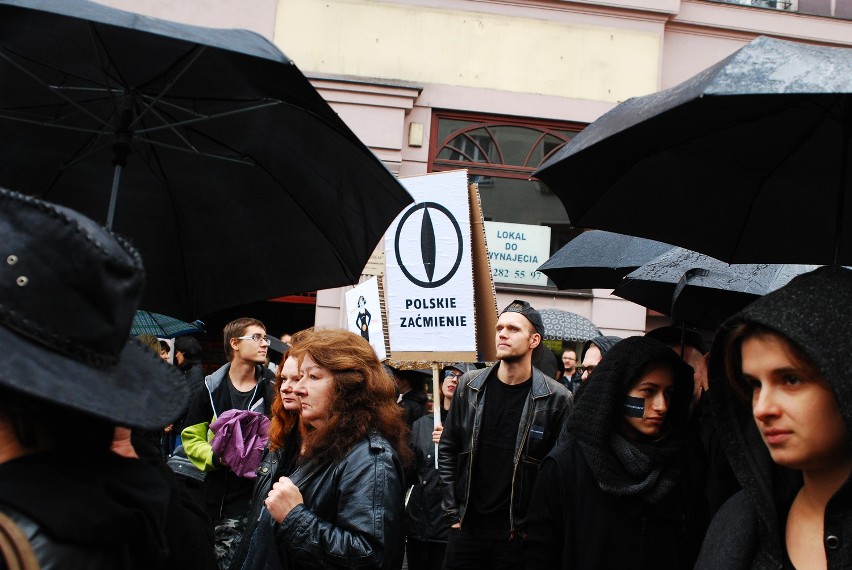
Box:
[443,370,462,379]
[577,365,596,375]
[236,333,271,345]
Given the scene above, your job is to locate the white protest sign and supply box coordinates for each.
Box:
[344,277,387,361]
[385,170,476,353]
[485,221,551,286]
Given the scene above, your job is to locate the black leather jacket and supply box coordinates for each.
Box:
[438,363,572,531]
[275,430,405,569]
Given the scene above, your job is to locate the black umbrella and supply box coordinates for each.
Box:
[613,247,818,330]
[535,36,852,265]
[0,0,413,320]
[538,230,673,289]
[538,308,601,342]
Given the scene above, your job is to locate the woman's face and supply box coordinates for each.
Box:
[442,370,460,403]
[623,366,675,438]
[293,354,335,429]
[175,350,185,366]
[278,356,301,412]
[742,334,850,472]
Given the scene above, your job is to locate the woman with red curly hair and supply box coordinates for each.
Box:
[257,328,410,570]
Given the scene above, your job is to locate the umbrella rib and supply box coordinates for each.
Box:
[130,45,208,130]
[135,99,282,134]
[0,50,111,128]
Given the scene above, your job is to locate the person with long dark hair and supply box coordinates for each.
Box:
[696,266,852,570]
[254,328,411,569]
[525,336,706,569]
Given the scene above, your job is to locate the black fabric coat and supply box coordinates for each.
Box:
[405,410,448,544]
[524,336,704,570]
[399,388,428,427]
[697,266,852,570]
[0,448,216,570]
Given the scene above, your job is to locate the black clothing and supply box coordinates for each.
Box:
[400,388,429,427]
[524,336,703,569]
[229,420,301,570]
[176,359,205,432]
[525,437,705,570]
[0,450,172,569]
[441,526,524,570]
[465,375,531,539]
[406,408,449,570]
[406,409,450,544]
[561,370,582,395]
[697,266,852,569]
[438,362,572,533]
[274,430,405,569]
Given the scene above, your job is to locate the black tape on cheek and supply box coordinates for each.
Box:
[622,395,646,418]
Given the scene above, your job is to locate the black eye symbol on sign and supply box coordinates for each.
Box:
[394,202,463,289]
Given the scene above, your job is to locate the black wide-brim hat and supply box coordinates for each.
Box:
[0,188,187,430]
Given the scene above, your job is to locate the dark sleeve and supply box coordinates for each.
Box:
[694,491,757,570]
[132,433,217,570]
[524,452,570,570]
[276,447,404,569]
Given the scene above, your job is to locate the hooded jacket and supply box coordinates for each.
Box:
[525,336,704,570]
[697,266,852,570]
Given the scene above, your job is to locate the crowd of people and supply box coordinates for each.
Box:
[1,188,851,570]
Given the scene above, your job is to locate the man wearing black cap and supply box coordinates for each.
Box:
[0,189,214,569]
[438,300,572,569]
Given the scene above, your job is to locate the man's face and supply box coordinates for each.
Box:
[231,324,268,364]
[562,350,577,373]
[495,312,539,362]
[581,345,602,381]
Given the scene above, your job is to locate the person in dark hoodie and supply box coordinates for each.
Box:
[0,188,214,569]
[695,266,852,570]
[524,336,707,569]
[405,364,462,570]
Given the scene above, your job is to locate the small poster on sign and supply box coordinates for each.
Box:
[345,277,386,360]
[484,221,551,286]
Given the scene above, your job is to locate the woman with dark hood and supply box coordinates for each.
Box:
[695,266,852,570]
[525,336,706,569]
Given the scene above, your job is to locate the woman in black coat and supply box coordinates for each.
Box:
[405,365,461,570]
[524,336,706,570]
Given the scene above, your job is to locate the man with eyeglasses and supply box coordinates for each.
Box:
[181,317,276,569]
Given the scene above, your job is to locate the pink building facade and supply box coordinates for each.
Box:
[97,0,852,341]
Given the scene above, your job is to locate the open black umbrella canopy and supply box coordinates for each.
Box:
[613,247,818,330]
[0,0,413,319]
[538,230,673,289]
[535,36,852,266]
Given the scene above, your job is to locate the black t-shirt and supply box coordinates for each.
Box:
[466,371,531,539]
[228,380,257,412]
